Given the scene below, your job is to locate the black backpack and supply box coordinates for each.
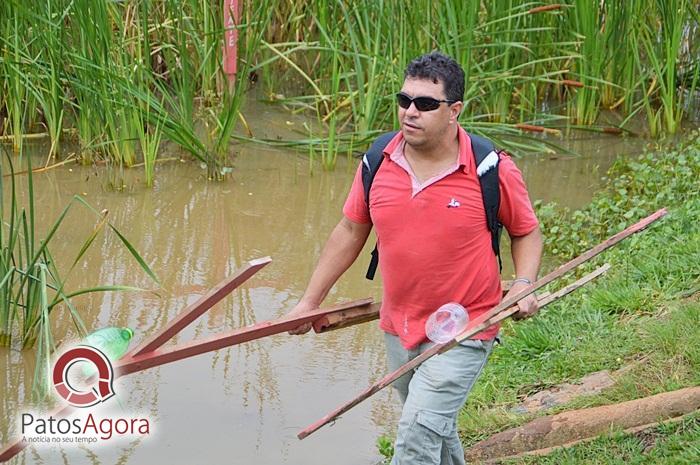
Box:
[360,131,503,280]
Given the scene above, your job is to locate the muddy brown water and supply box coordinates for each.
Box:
[0,117,661,465]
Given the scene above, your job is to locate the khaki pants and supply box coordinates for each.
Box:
[384,333,495,465]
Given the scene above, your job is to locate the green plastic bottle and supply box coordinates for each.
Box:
[81,327,134,376]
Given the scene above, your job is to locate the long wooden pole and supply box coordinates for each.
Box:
[298,208,667,439]
[297,265,610,440]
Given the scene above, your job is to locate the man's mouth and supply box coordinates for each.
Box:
[403,121,421,130]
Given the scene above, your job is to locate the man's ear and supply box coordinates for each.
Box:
[449,101,463,123]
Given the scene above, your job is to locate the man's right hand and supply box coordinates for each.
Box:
[285,216,371,336]
[286,300,320,335]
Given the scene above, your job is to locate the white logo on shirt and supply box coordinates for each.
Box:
[447,198,461,208]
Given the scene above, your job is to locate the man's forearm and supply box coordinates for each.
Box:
[299,217,372,307]
[510,226,543,281]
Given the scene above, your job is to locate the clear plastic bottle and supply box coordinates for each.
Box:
[81,327,134,376]
[425,302,469,344]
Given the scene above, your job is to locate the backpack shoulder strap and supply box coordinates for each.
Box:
[362,131,505,280]
[468,132,504,272]
[361,131,398,206]
[362,131,397,280]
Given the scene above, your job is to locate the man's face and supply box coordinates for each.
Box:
[398,77,461,150]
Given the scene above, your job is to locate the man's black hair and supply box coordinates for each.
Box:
[404,51,465,102]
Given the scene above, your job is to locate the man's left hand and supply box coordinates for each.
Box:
[505,281,539,321]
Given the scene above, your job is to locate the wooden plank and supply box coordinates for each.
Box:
[0,297,374,462]
[313,282,516,334]
[131,257,271,356]
[313,302,381,333]
[116,298,373,375]
[297,208,666,440]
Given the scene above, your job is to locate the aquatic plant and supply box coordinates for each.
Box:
[0,146,159,399]
[636,0,692,135]
[1,0,698,174]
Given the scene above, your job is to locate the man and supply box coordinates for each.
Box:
[289,51,542,465]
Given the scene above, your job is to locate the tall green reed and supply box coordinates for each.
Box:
[480,0,520,123]
[1,1,30,153]
[0,145,159,399]
[255,0,583,160]
[32,0,66,161]
[2,0,699,178]
[598,1,639,113]
[567,0,606,125]
[137,97,165,187]
[637,0,690,135]
[135,0,163,187]
[335,0,393,137]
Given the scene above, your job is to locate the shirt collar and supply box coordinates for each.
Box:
[382,126,473,175]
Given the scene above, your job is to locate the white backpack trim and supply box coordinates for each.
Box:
[476,150,499,177]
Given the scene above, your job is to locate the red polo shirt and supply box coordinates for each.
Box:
[343,126,539,349]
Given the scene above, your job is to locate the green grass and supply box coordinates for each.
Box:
[453,131,700,457]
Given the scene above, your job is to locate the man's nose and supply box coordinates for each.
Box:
[405,101,420,116]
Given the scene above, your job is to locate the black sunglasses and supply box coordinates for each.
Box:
[396,92,456,111]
